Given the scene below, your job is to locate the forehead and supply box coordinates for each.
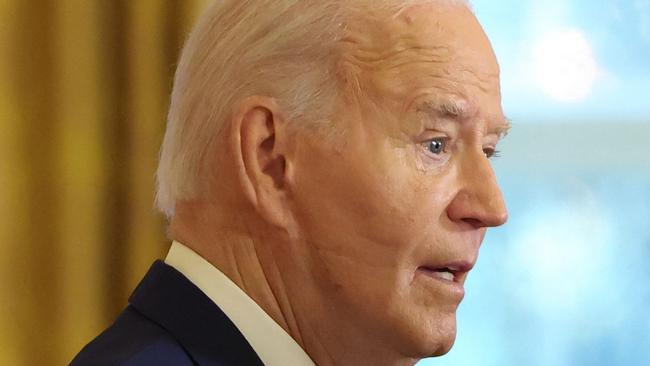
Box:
[342,3,497,66]
[338,3,502,117]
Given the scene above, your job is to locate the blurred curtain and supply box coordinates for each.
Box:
[0,0,208,364]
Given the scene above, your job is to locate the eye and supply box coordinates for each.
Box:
[483,147,501,159]
[424,138,448,155]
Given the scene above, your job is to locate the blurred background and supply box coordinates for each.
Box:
[0,0,648,365]
[0,1,208,364]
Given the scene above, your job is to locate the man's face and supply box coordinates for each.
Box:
[287,4,508,358]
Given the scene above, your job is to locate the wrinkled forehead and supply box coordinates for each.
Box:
[338,3,500,94]
[336,2,503,125]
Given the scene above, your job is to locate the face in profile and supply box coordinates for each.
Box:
[283,4,509,360]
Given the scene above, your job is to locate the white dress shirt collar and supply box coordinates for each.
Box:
[165,241,315,366]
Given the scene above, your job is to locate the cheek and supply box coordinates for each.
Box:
[365,148,456,249]
[291,138,453,285]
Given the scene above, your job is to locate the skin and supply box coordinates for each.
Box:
[170,3,508,366]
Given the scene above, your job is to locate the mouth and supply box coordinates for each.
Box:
[416,261,474,299]
[423,268,456,282]
[417,262,473,284]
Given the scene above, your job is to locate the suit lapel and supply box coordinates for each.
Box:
[129,261,265,366]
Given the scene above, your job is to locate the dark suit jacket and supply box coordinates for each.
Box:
[70,261,265,366]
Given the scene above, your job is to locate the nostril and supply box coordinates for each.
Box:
[462,218,483,228]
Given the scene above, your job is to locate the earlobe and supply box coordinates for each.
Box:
[234,97,291,228]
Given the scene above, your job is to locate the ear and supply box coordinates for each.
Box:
[232,96,292,228]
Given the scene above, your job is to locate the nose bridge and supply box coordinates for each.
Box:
[456,151,508,227]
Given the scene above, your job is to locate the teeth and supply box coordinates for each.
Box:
[434,271,455,281]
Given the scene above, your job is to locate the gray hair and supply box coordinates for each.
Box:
[155,0,472,218]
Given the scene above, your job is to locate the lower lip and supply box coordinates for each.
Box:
[416,268,465,299]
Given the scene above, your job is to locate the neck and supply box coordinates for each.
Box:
[169,202,418,366]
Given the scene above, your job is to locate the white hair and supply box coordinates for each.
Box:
[155,0,472,218]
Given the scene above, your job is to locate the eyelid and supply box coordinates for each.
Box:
[419,131,451,142]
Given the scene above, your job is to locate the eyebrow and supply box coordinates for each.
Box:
[414,98,512,139]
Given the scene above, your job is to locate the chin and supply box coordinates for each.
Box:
[428,335,456,357]
[410,314,458,358]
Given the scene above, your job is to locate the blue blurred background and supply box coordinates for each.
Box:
[422,0,650,365]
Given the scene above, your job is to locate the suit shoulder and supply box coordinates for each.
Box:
[70,306,194,366]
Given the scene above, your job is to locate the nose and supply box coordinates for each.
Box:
[446,152,508,229]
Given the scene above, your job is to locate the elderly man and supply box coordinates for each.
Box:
[72,0,508,365]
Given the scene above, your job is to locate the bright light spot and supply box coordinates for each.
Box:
[532,28,601,102]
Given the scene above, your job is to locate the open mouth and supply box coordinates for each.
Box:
[419,266,458,282]
[417,261,473,300]
[418,261,473,284]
